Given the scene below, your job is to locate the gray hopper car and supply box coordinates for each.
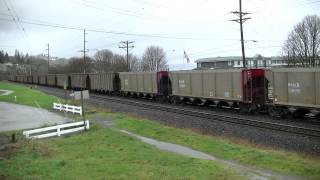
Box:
[266,68,320,114]
[38,75,46,85]
[7,75,15,81]
[32,75,38,84]
[26,76,33,84]
[56,74,68,88]
[119,72,157,97]
[46,74,57,86]
[70,74,89,89]
[170,69,243,106]
[16,75,25,82]
[89,73,119,93]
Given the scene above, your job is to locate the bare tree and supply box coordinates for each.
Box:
[141,46,168,71]
[66,57,93,73]
[128,54,142,72]
[93,49,113,72]
[112,54,127,72]
[283,15,320,67]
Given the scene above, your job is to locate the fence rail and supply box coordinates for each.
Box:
[53,103,82,115]
[23,120,89,139]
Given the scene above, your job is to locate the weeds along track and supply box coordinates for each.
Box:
[38,86,320,138]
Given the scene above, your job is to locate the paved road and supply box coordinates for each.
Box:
[0,102,70,132]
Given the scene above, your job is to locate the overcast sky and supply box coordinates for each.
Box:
[0,0,319,69]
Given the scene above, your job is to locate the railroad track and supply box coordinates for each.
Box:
[38,85,320,138]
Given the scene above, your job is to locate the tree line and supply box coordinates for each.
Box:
[0,45,169,76]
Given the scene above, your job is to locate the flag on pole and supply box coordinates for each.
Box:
[183,50,190,63]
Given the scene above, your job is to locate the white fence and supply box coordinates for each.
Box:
[23,120,90,139]
[53,103,82,115]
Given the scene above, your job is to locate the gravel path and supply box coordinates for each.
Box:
[0,102,71,132]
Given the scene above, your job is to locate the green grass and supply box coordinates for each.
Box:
[0,82,62,110]
[1,82,319,179]
[0,125,240,179]
[105,113,320,180]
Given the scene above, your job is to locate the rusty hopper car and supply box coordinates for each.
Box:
[70,74,89,90]
[89,73,120,94]
[46,74,57,86]
[266,68,320,117]
[119,71,171,98]
[169,69,266,111]
[56,74,69,88]
[38,75,46,85]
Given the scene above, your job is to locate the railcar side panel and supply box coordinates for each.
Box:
[119,72,157,94]
[16,75,24,82]
[316,71,320,106]
[89,73,115,92]
[46,75,56,86]
[70,74,87,89]
[170,69,242,101]
[268,68,320,108]
[32,75,38,84]
[191,72,203,97]
[272,71,288,103]
[26,76,33,83]
[203,71,216,98]
[39,75,46,85]
[56,74,68,88]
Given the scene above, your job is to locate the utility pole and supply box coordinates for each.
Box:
[45,43,50,73]
[119,41,134,71]
[230,0,251,68]
[79,28,88,74]
[83,28,87,74]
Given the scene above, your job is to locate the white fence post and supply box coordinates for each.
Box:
[57,125,61,136]
[23,121,90,139]
[53,103,82,115]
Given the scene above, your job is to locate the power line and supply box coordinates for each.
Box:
[0,15,285,42]
[0,17,244,41]
[66,0,224,24]
[3,0,31,52]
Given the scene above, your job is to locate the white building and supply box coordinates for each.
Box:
[196,55,287,69]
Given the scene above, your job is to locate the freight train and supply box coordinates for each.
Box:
[9,68,320,119]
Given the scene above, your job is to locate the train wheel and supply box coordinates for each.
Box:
[268,106,280,119]
[172,97,180,105]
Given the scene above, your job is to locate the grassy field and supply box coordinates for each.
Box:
[0,125,241,179]
[104,113,320,180]
[1,82,320,179]
[0,82,61,109]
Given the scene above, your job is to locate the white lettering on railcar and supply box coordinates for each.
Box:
[124,79,128,86]
[209,91,214,97]
[288,82,301,94]
[179,80,185,88]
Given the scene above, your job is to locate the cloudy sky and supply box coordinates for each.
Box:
[0,0,319,69]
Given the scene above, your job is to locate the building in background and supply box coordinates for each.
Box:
[195,54,287,69]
